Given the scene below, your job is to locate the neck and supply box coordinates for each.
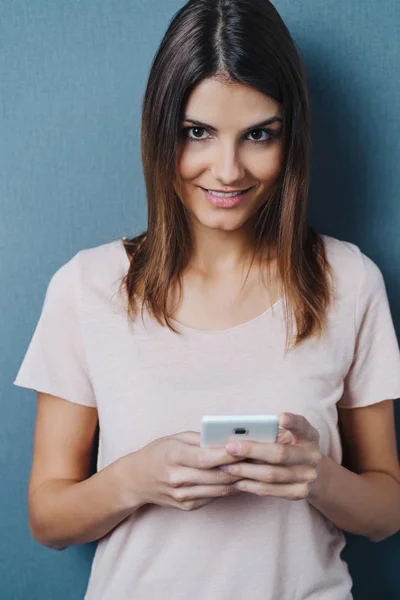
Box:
[188,221,260,276]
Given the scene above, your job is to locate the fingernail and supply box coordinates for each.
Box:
[219,465,232,472]
[226,442,241,455]
[283,413,293,427]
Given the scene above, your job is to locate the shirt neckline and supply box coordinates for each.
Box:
[118,237,284,335]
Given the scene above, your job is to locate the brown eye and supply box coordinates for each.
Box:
[181,125,278,145]
[191,127,206,138]
[247,129,271,142]
[182,126,208,142]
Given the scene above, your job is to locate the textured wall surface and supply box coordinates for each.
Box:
[3,1,399,598]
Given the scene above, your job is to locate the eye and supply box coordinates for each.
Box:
[181,126,277,145]
[247,129,273,143]
[184,126,209,141]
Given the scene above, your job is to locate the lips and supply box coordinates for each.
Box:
[201,186,253,208]
[202,186,252,194]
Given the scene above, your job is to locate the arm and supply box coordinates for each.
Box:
[28,393,143,551]
[308,399,400,542]
[28,393,239,550]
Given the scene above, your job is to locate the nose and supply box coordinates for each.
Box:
[210,140,245,185]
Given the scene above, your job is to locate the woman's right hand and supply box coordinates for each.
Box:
[114,431,244,512]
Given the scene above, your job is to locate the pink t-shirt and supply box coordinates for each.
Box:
[14,234,400,600]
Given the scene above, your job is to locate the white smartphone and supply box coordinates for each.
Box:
[200,414,279,448]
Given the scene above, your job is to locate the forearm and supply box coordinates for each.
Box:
[29,459,144,550]
[308,455,400,542]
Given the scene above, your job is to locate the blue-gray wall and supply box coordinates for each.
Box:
[2,1,399,598]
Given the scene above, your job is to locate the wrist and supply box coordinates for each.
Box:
[307,453,331,505]
[111,453,146,513]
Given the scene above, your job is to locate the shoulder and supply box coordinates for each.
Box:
[46,238,127,302]
[321,233,361,267]
[56,237,125,278]
[320,233,385,309]
[76,236,124,266]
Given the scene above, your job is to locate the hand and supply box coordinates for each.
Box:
[115,431,244,512]
[220,413,323,501]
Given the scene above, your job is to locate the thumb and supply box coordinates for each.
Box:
[278,413,319,443]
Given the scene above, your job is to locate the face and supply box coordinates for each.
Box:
[174,77,284,234]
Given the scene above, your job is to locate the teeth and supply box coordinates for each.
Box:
[207,189,247,198]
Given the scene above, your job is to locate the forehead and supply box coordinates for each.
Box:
[183,77,282,128]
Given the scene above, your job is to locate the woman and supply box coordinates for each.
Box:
[14,1,400,599]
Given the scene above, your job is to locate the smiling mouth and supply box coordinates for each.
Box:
[201,186,253,194]
[200,186,254,208]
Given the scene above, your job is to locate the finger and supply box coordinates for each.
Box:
[220,462,317,485]
[170,466,242,487]
[190,466,243,485]
[278,413,319,443]
[233,479,311,500]
[171,484,235,505]
[225,439,315,465]
[175,442,243,469]
[182,487,242,511]
[275,428,296,445]
[172,431,201,446]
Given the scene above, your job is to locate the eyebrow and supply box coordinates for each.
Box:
[183,115,283,133]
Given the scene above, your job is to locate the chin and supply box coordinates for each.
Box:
[192,209,251,232]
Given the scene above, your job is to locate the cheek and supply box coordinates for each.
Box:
[176,144,283,185]
[177,146,206,180]
[252,148,283,183]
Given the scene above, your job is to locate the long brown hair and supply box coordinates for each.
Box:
[120,0,333,350]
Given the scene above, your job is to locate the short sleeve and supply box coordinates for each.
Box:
[338,252,400,408]
[13,252,97,407]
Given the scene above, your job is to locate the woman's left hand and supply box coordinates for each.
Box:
[220,413,323,501]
